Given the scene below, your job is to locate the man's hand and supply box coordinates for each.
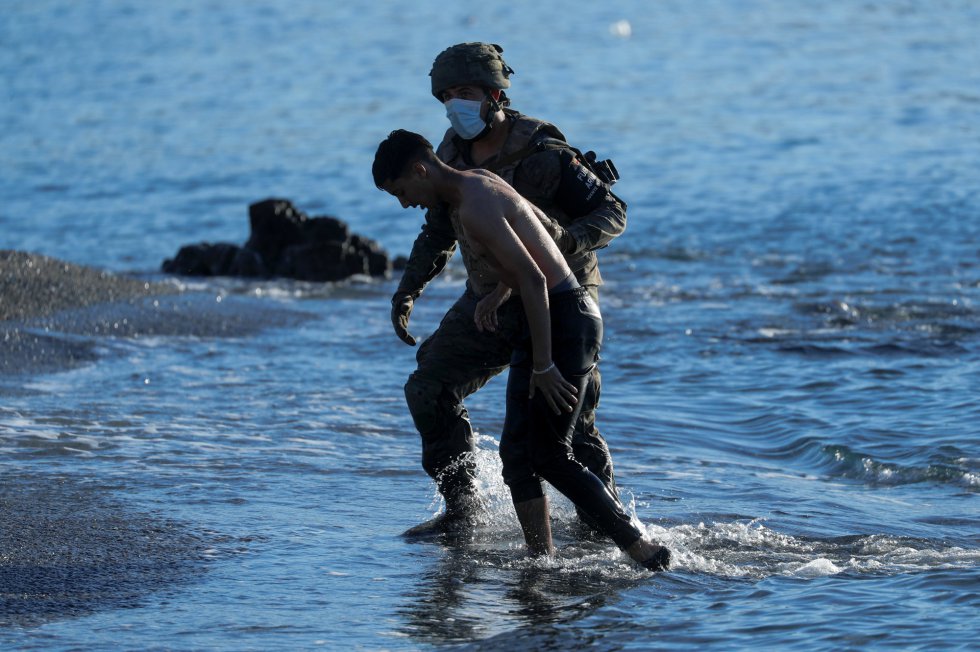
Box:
[529,363,579,415]
[391,293,417,346]
[474,284,512,333]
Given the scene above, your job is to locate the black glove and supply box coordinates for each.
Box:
[391,293,417,346]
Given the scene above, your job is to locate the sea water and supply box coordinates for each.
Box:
[1,1,978,649]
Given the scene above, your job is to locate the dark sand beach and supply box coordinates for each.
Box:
[0,250,172,323]
[1,250,313,375]
[1,251,177,374]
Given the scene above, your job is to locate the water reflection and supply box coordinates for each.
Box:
[396,535,642,646]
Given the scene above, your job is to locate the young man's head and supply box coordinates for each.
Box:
[373,129,439,210]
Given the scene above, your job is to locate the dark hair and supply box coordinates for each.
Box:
[372,129,435,189]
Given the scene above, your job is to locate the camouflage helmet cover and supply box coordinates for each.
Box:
[430,42,514,100]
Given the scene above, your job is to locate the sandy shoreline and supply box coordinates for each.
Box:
[0,250,315,375]
[0,250,179,374]
[0,250,174,323]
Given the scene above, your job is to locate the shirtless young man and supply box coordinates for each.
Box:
[373,129,670,571]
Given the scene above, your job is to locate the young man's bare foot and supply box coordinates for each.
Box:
[627,537,671,572]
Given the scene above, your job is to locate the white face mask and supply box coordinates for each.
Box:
[444,98,488,140]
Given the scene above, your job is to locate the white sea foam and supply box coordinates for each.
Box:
[786,558,843,577]
[628,520,980,580]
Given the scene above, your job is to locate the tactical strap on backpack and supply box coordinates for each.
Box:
[486,137,620,186]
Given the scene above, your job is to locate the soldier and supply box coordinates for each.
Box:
[375,129,670,571]
[393,43,628,534]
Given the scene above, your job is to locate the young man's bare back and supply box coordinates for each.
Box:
[455,171,569,290]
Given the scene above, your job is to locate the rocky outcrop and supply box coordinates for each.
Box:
[162,199,390,282]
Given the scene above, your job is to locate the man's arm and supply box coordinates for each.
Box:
[463,205,551,364]
[390,203,457,345]
[463,198,577,414]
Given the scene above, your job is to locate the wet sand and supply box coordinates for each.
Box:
[0,251,178,374]
[0,250,173,323]
[0,473,210,628]
[0,250,314,375]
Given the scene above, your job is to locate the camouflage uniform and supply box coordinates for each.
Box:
[394,108,627,515]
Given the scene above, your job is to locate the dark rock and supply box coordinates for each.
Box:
[162,198,391,282]
[162,243,240,276]
[350,234,390,276]
[227,248,268,277]
[276,241,346,282]
[245,199,308,270]
[305,215,349,243]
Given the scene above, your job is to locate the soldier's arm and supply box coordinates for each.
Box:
[388,204,457,346]
[516,147,627,257]
[393,203,457,300]
[560,188,627,257]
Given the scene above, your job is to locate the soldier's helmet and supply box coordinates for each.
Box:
[430,42,514,101]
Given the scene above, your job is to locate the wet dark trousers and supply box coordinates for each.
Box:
[405,285,617,513]
[499,287,642,550]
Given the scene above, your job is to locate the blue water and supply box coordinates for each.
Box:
[2,1,979,649]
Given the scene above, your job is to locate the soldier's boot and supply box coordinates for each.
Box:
[402,374,483,538]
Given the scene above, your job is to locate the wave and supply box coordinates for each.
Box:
[655,521,980,580]
[640,402,979,493]
[406,499,978,582]
[698,425,979,491]
[406,437,979,583]
[819,444,979,490]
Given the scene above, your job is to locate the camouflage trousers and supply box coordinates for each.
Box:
[404,284,618,516]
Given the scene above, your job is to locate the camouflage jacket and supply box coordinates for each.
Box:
[394,109,627,298]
